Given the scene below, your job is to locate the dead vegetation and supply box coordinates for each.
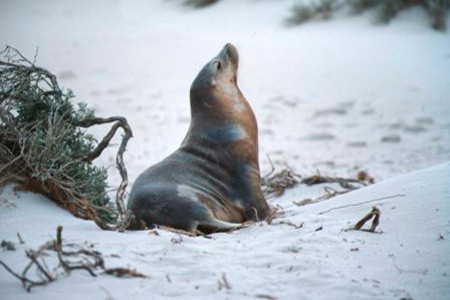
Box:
[0,226,147,292]
[261,164,302,198]
[350,206,381,233]
[286,0,339,26]
[0,46,136,231]
[261,162,378,227]
[217,272,232,290]
[286,0,449,31]
[261,160,374,205]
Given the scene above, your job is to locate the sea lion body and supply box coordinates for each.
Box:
[128,43,269,233]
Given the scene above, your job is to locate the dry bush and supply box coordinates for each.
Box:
[0,46,135,230]
[286,0,338,26]
[287,0,449,31]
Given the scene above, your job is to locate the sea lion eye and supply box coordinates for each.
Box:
[215,61,222,70]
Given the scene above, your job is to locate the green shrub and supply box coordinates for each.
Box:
[286,0,338,26]
[286,0,449,31]
[0,46,132,226]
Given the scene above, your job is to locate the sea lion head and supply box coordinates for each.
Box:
[190,43,241,109]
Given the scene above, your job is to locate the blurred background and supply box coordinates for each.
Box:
[1,0,449,187]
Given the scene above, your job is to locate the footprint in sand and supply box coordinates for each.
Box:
[315,122,334,128]
[403,125,427,134]
[381,134,401,143]
[313,108,347,118]
[387,122,403,130]
[267,96,298,108]
[361,108,375,115]
[106,86,130,96]
[338,100,355,109]
[347,141,367,148]
[260,128,274,136]
[57,70,76,80]
[304,133,335,141]
[415,117,434,125]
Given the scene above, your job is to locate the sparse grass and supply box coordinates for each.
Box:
[376,0,405,24]
[286,0,337,26]
[286,0,449,31]
[349,0,378,14]
[427,0,448,30]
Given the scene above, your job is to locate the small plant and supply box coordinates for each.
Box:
[286,0,449,31]
[427,0,449,30]
[349,0,378,14]
[0,46,134,230]
[376,0,406,24]
[286,0,338,26]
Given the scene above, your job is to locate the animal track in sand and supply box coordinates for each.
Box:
[57,70,76,80]
[313,108,347,118]
[403,125,427,134]
[347,141,367,148]
[303,133,336,141]
[381,135,401,143]
[415,117,434,125]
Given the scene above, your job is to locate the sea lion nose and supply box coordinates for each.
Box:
[224,43,234,51]
[222,43,239,65]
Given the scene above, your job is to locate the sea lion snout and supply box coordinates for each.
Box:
[190,43,240,98]
[218,43,239,68]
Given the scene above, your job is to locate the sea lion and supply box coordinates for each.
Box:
[127,43,269,233]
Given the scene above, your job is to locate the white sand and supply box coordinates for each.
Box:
[1,1,449,299]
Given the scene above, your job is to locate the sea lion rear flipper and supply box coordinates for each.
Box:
[199,217,241,233]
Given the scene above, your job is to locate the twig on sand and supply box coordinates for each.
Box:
[318,194,405,215]
[103,268,147,278]
[350,206,381,233]
[0,260,49,292]
[255,294,278,300]
[262,160,374,204]
[16,233,25,244]
[261,161,301,198]
[301,173,370,189]
[293,186,350,207]
[265,204,285,225]
[275,220,304,229]
[217,272,232,290]
[0,226,147,292]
